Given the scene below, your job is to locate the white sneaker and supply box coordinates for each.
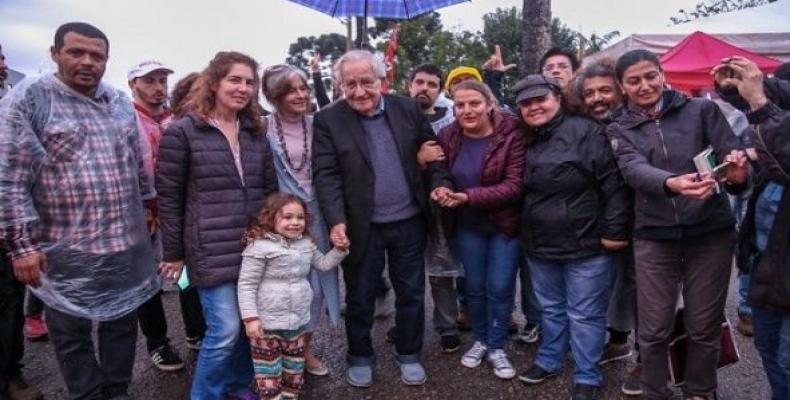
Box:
[461,341,487,368]
[488,349,515,379]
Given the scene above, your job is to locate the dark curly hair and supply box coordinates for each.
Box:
[566,57,618,115]
[242,193,311,246]
[170,72,199,118]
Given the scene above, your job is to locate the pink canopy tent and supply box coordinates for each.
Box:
[659,31,782,94]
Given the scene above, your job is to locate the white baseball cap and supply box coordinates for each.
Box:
[127,60,174,80]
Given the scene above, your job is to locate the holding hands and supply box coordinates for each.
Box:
[330,223,350,251]
[430,186,468,208]
[159,260,184,283]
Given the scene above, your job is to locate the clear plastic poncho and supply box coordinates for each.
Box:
[0,75,160,321]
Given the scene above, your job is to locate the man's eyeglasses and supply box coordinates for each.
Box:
[542,63,571,72]
[341,78,379,91]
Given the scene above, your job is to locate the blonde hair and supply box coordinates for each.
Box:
[452,80,499,108]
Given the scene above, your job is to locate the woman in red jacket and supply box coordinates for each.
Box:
[432,80,525,380]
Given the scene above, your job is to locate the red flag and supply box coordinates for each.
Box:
[383,24,400,93]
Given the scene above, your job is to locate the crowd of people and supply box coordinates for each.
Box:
[0,20,788,400]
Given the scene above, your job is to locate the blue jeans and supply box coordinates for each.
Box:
[528,254,612,386]
[456,228,520,350]
[752,307,790,400]
[191,284,253,400]
[519,255,542,325]
[738,273,752,316]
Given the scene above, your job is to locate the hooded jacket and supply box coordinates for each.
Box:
[607,90,743,240]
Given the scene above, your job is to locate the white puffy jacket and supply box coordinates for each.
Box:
[237,233,347,330]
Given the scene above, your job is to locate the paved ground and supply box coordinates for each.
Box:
[22,268,770,399]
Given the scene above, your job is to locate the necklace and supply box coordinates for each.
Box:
[274,113,310,173]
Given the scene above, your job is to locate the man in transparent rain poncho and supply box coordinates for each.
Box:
[0,22,159,400]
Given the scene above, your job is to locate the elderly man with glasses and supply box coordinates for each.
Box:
[312,49,452,389]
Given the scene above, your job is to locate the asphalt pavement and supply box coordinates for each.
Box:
[22,268,771,399]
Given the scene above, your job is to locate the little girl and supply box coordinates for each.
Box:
[237,193,348,400]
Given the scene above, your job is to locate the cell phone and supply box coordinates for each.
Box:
[713,161,731,181]
[177,265,190,290]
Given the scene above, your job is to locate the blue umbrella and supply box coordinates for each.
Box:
[287,0,469,19]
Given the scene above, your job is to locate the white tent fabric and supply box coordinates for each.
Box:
[585,32,790,65]
[585,1,790,64]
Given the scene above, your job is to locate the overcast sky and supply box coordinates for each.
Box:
[0,0,780,91]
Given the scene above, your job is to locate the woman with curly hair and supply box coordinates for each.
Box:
[156,51,278,400]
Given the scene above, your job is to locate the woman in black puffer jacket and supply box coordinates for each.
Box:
[606,49,749,400]
[156,51,278,400]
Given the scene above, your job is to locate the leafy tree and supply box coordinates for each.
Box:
[669,0,778,24]
[371,12,487,93]
[584,31,620,55]
[286,33,347,70]
[482,7,523,68]
[550,18,578,53]
[483,6,582,75]
[285,5,615,93]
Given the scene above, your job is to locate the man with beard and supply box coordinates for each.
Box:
[409,64,455,133]
[407,64,462,353]
[574,59,622,123]
[0,23,160,399]
[127,60,190,372]
[573,59,640,397]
